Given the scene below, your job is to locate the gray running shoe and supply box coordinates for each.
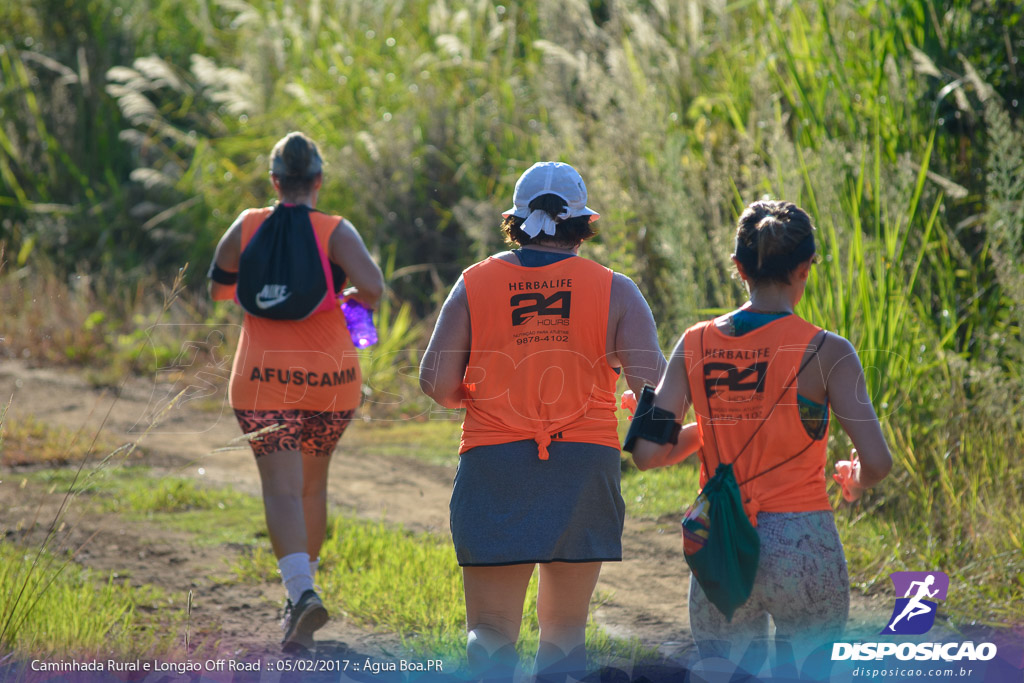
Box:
[280,589,328,652]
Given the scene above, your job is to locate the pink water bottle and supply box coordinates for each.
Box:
[341,299,378,348]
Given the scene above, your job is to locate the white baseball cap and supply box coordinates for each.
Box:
[502,161,599,222]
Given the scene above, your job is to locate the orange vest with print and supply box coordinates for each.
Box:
[684,316,830,525]
[460,256,621,458]
[228,207,362,412]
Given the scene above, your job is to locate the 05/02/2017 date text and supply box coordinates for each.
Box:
[267,658,445,674]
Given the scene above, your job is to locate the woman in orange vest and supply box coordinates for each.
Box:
[629,200,892,671]
[420,162,666,681]
[208,132,384,652]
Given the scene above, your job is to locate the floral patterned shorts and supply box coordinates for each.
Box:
[233,409,355,458]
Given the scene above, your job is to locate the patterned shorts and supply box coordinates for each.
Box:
[688,510,849,666]
[233,409,355,458]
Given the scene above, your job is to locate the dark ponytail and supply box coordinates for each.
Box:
[733,200,816,284]
[270,132,323,195]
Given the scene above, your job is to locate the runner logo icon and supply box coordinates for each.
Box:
[882,571,949,635]
[834,570,998,663]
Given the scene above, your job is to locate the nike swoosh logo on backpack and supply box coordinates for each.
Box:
[255,285,291,309]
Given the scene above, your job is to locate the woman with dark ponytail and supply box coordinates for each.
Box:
[629,199,892,672]
[208,132,384,652]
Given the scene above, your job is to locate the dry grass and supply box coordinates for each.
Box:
[0,414,130,467]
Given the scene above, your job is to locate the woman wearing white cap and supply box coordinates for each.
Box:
[420,162,666,681]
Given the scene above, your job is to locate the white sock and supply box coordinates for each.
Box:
[309,557,319,581]
[277,552,313,604]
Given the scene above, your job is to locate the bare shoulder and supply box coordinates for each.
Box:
[224,210,247,238]
[819,331,860,369]
[328,218,372,260]
[667,331,688,362]
[213,211,246,265]
[332,217,360,240]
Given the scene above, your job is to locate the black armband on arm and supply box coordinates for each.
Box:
[208,262,238,285]
[623,385,682,452]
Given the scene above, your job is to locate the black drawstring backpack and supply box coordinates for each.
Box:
[682,325,827,620]
[236,204,337,320]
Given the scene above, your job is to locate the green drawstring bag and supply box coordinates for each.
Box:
[682,326,829,621]
[681,462,760,621]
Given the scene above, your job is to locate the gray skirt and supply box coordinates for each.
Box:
[450,440,625,567]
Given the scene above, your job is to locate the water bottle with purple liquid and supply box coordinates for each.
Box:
[341,299,378,348]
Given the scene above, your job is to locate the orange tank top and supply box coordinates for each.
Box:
[460,255,621,458]
[683,315,830,525]
[228,207,362,412]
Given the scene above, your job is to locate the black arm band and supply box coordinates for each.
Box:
[623,385,682,452]
[208,262,238,285]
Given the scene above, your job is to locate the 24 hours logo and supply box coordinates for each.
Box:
[510,291,571,326]
[703,361,768,395]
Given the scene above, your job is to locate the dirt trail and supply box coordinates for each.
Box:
[0,359,888,668]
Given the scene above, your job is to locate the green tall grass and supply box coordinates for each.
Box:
[793,130,1024,618]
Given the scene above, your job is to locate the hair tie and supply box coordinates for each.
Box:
[521,209,570,238]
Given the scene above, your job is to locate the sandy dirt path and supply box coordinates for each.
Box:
[0,359,888,671]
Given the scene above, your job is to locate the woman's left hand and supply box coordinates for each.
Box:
[341,286,376,310]
[620,390,637,418]
[833,451,864,502]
